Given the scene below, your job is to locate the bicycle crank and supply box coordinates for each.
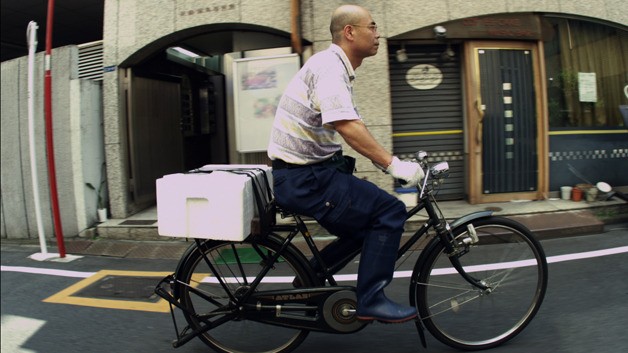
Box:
[322,290,367,333]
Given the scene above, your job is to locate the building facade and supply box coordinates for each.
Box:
[1,0,627,239]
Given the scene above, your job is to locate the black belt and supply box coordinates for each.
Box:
[272,151,344,170]
[272,151,355,174]
[271,159,301,169]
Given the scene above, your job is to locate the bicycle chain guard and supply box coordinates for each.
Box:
[246,286,367,334]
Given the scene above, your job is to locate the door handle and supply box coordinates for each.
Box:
[475,99,485,146]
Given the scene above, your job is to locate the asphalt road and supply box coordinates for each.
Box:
[2,223,627,353]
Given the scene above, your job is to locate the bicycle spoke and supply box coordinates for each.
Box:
[423,292,482,319]
[417,279,475,291]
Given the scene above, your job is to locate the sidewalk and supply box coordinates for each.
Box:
[3,198,627,261]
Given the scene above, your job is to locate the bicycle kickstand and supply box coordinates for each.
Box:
[414,318,428,348]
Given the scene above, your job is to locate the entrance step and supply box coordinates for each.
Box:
[508,209,605,239]
[96,219,160,240]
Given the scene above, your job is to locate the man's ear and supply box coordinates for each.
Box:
[342,25,355,41]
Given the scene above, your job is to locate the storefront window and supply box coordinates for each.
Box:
[543,17,627,128]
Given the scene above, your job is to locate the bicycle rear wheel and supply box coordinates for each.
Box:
[413,217,548,350]
[175,234,315,353]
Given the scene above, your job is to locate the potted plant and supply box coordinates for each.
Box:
[86,163,108,222]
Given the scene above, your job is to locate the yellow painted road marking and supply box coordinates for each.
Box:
[43,270,172,313]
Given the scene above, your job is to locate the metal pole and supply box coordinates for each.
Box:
[290,0,303,55]
[27,21,48,255]
[44,0,66,257]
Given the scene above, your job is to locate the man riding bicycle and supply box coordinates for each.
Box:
[268,4,423,323]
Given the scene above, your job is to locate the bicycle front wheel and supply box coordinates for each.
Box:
[175,234,316,353]
[414,217,548,350]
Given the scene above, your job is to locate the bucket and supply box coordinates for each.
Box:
[575,183,594,202]
[586,187,598,202]
[97,208,108,222]
[560,186,573,200]
[572,187,583,202]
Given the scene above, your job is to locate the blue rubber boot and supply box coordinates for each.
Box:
[355,233,417,323]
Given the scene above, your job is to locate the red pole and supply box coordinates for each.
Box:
[44,0,66,258]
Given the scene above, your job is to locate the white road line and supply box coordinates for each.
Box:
[0,266,94,278]
[1,315,45,353]
[546,246,628,263]
[2,246,627,281]
[395,245,628,278]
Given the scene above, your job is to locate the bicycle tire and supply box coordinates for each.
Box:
[412,216,548,350]
[175,233,317,353]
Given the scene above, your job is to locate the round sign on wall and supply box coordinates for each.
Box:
[406,64,443,90]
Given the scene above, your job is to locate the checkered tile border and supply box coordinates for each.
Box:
[549,149,628,161]
[397,151,464,162]
[396,149,628,162]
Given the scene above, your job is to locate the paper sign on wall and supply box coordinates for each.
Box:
[233,54,300,152]
[578,72,597,103]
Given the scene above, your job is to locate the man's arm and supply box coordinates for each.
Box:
[334,119,425,185]
[333,119,392,168]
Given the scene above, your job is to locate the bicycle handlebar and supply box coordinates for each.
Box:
[372,151,450,191]
[413,150,450,196]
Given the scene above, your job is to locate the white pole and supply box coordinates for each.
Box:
[27,21,48,255]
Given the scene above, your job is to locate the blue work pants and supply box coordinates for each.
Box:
[272,164,407,245]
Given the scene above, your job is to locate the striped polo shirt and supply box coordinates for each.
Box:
[267,44,360,165]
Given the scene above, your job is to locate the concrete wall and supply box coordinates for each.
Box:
[382,0,627,37]
[72,80,107,231]
[101,0,626,217]
[0,46,105,240]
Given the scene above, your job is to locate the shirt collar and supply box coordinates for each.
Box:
[329,44,356,81]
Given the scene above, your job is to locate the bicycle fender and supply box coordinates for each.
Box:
[172,234,293,279]
[172,236,285,281]
[449,210,493,229]
[172,234,315,299]
[412,211,494,284]
[173,241,203,279]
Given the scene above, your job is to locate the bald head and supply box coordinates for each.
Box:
[330,5,370,43]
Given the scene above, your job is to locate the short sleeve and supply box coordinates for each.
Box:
[315,67,360,125]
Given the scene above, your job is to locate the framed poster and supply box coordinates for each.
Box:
[233,54,300,152]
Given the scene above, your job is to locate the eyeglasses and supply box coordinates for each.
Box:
[350,24,378,32]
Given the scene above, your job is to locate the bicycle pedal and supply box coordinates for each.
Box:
[370,315,418,325]
[375,317,417,324]
[358,314,417,324]
[356,316,417,324]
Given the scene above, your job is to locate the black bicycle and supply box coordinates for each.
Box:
[155,151,548,352]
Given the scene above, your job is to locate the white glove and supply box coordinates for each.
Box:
[386,157,425,188]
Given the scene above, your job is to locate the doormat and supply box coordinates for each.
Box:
[119,220,157,226]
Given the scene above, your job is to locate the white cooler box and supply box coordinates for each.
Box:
[156,165,273,241]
